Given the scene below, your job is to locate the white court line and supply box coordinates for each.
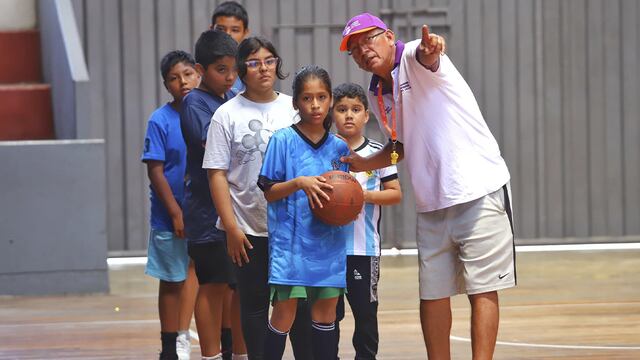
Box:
[0,319,158,329]
[107,243,640,266]
[379,242,640,256]
[107,256,148,266]
[3,316,638,351]
[450,335,640,351]
[376,300,639,315]
[515,242,640,252]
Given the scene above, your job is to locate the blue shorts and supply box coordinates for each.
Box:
[145,229,189,282]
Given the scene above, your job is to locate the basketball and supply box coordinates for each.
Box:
[311,170,364,226]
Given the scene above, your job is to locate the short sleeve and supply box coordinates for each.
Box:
[258,132,287,191]
[405,39,449,81]
[181,97,211,148]
[141,117,166,162]
[379,163,399,183]
[202,109,232,170]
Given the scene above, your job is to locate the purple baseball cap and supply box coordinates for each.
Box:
[340,12,388,52]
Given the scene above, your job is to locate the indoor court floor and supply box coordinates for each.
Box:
[1,244,639,359]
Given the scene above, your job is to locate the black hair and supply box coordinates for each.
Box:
[212,1,248,29]
[194,29,237,69]
[236,36,287,82]
[160,50,195,81]
[332,82,369,110]
[292,65,333,130]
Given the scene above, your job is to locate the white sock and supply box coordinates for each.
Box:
[177,330,190,339]
[231,354,249,360]
[201,354,222,360]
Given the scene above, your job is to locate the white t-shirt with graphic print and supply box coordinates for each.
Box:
[203,93,297,236]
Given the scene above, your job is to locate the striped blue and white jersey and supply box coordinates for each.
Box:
[348,138,399,256]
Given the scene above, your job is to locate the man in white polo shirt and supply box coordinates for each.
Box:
[340,12,516,360]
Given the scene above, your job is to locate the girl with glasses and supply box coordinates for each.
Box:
[202,36,312,360]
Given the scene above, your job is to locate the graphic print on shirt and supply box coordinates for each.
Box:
[236,119,273,164]
[332,158,343,170]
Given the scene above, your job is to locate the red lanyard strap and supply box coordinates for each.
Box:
[376,80,397,142]
[377,80,399,165]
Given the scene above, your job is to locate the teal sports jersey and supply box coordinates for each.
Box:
[258,125,352,288]
[348,138,398,256]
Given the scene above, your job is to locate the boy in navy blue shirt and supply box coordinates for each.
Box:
[142,50,200,360]
[209,3,250,357]
[180,30,245,360]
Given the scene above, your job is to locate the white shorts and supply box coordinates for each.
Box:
[417,184,516,299]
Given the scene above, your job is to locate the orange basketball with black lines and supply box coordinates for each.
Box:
[311,170,364,226]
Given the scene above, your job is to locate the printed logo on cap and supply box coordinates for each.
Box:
[343,20,361,36]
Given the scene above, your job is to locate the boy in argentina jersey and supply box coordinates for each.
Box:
[348,139,399,255]
[332,83,402,359]
[258,125,352,288]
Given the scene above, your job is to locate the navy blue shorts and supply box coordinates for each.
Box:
[188,241,236,286]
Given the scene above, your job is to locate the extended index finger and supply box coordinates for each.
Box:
[421,25,430,46]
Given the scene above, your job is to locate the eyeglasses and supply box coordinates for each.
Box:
[245,57,279,69]
[348,30,386,55]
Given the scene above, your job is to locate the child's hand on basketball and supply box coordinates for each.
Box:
[296,176,333,209]
[226,227,253,266]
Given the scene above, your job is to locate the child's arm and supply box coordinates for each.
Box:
[146,160,184,238]
[263,176,333,209]
[208,169,253,266]
[364,178,402,205]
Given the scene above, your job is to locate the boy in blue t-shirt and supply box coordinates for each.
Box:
[141,50,200,360]
[180,30,245,360]
[332,83,402,359]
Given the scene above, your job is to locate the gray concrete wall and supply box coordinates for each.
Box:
[39,0,92,140]
[0,0,36,30]
[0,140,109,295]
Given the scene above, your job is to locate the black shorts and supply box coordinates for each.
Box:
[188,241,236,286]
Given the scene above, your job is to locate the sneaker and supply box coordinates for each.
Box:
[176,332,191,360]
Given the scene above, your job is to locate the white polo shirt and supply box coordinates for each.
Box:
[367,40,510,213]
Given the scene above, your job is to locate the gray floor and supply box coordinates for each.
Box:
[1,246,639,359]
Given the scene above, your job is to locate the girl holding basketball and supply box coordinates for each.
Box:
[203,36,313,359]
[258,65,352,360]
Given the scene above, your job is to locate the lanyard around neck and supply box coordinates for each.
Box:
[376,80,397,142]
[376,80,399,164]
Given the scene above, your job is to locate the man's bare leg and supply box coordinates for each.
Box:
[468,291,499,360]
[420,297,452,359]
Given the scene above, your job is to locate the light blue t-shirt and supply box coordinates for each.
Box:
[259,125,352,288]
[141,103,186,232]
[231,77,245,94]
